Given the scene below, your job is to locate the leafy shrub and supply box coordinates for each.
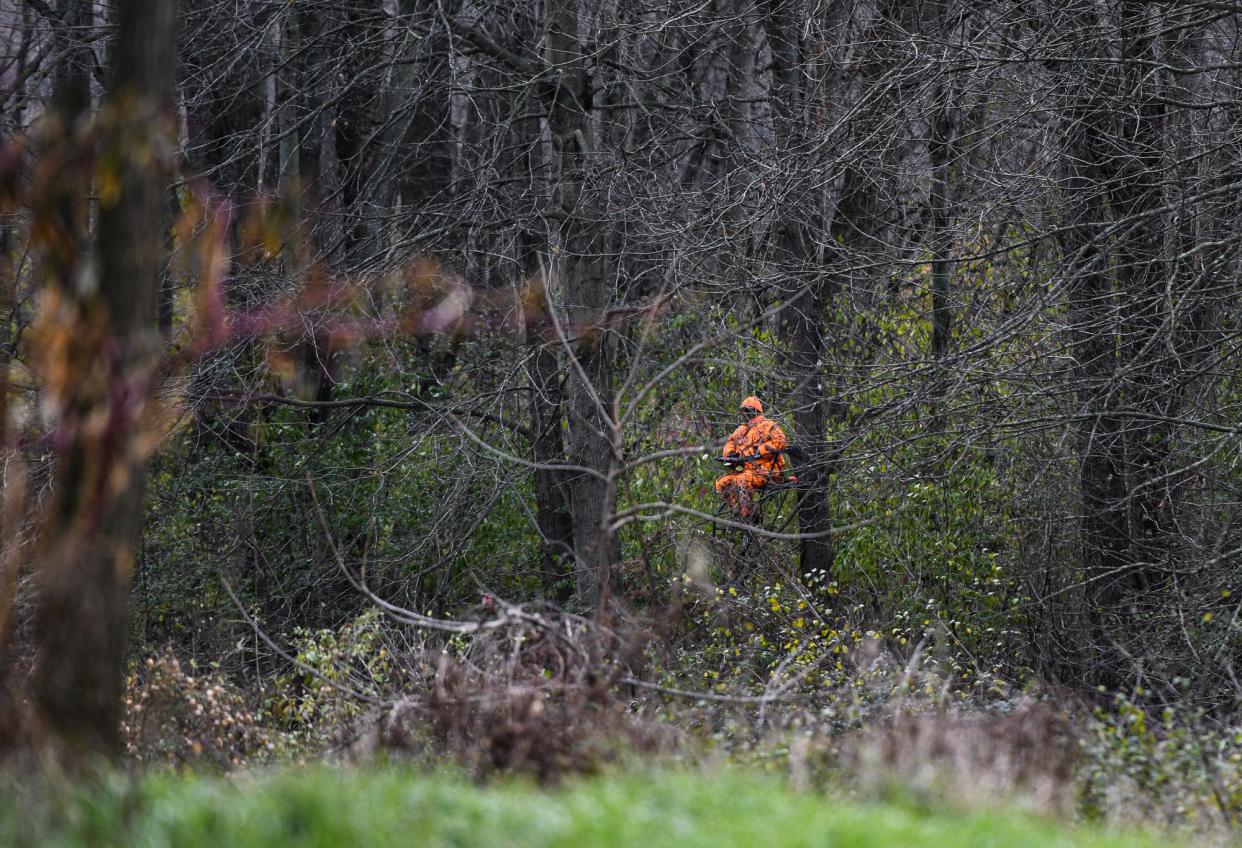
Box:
[833,453,1029,674]
[1080,694,1242,829]
[664,555,1013,723]
[122,650,273,769]
[264,609,396,749]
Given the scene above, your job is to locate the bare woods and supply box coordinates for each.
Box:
[0,0,1240,766]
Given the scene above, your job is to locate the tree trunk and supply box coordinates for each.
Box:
[0,187,19,679]
[523,242,575,601]
[786,278,834,584]
[1062,3,1169,630]
[1061,83,1132,668]
[1110,2,1168,589]
[544,0,615,607]
[764,0,837,584]
[928,88,956,367]
[33,0,178,758]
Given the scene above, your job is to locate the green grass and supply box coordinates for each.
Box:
[2,767,1177,848]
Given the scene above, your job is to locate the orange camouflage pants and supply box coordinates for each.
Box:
[715,470,768,518]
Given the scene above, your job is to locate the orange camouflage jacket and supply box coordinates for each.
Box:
[722,414,788,478]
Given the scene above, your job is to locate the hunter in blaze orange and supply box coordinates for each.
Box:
[715,396,788,518]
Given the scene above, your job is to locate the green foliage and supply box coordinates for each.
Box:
[138,346,541,658]
[833,450,1028,678]
[668,571,866,700]
[1080,694,1242,829]
[0,767,1178,848]
[264,609,394,747]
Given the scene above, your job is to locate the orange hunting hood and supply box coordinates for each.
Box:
[740,396,764,414]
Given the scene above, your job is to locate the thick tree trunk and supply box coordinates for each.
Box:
[1110,3,1168,587]
[529,331,575,602]
[1063,98,1131,617]
[928,90,956,367]
[277,8,301,194]
[1058,64,1138,691]
[764,0,834,584]
[0,194,19,681]
[1061,3,1168,637]
[33,0,178,757]
[563,290,614,607]
[786,279,833,584]
[544,0,615,607]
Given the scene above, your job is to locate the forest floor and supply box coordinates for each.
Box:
[2,765,1196,848]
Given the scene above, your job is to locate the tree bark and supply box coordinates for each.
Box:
[1060,62,1133,675]
[1062,3,1169,627]
[1066,179,1130,615]
[33,0,178,758]
[928,87,956,367]
[544,0,615,607]
[523,243,575,601]
[786,276,834,584]
[1110,2,1168,588]
[764,0,835,584]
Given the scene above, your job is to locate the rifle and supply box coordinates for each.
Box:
[713,447,789,472]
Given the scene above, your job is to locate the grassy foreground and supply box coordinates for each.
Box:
[3,767,1177,848]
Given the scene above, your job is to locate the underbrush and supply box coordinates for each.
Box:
[112,581,1242,844]
[123,650,276,768]
[1081,694,1242,830]
[123,602,676,780]
[657,571,1242,834]
[0,766,1180,848]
